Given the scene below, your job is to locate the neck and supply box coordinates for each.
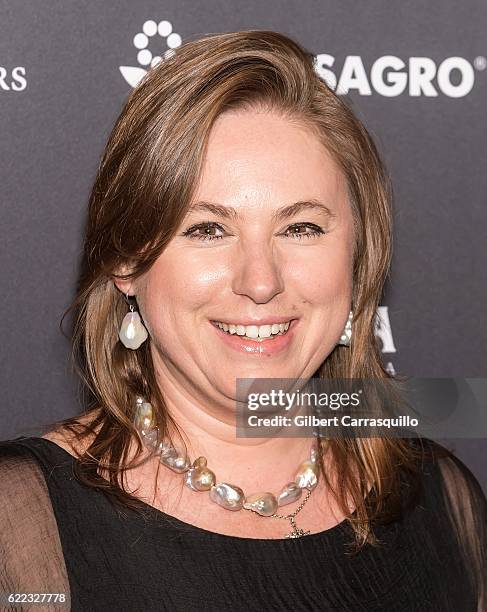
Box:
[148,353,317,493]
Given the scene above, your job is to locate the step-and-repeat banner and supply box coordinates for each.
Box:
[1,1,485,489]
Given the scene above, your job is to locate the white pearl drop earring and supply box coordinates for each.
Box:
[338,310,353,346]
[118,293,148,349]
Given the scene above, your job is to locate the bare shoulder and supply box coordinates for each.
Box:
[41,430,80,457]
[41,409,102,458]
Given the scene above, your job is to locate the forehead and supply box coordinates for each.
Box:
[193,109,347,215]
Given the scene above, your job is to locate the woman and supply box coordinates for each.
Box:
[0,30,485,611]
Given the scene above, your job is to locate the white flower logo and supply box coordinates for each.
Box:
[119,19,182,88]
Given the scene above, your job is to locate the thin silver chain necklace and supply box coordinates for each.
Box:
[134,397,321,539]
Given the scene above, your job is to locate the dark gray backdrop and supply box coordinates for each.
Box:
[1,1,486,490]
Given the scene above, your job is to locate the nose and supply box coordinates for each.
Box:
[231,240,285,304]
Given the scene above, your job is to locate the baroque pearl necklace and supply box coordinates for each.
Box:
[134,397,321,539]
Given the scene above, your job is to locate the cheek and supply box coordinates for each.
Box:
[285,244,353,303]
[139,250,226,325]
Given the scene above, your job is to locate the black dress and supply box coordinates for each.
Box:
[0,436,485,611]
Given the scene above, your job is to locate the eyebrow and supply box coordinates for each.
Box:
[187,199,337,223]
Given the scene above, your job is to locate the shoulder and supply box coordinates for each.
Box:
[0,436,69,492]
[0,429,87,495]
[429,439,486,536]
[0,436,51,470]
[406,438,486,522]
[407,438,487,596]
[415,440,487,611]
[0,437,58,543]
[0,438,70,594]
[38,407,103,458]
[391,438,486,606]
[411,438,486,510]
[40,430,82,458]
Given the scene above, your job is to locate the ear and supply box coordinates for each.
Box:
[112,263,136,297]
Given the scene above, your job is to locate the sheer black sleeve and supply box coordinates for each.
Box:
[433,447,487,612]
[0,442,70,611]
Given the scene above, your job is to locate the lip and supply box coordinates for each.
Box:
[210,317,296,326]
[209,318,300,356]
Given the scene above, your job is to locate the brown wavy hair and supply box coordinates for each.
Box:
[45,29,445,551]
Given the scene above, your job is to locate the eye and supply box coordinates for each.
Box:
[181,221,326,242]
[182,221,225,241]
[281,223,325,240]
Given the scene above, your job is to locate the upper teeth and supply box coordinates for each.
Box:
[215,321,291,339]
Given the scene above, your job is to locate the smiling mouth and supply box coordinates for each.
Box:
[210,320,292,342]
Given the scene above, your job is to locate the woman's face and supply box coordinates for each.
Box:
[118,109,354,405]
